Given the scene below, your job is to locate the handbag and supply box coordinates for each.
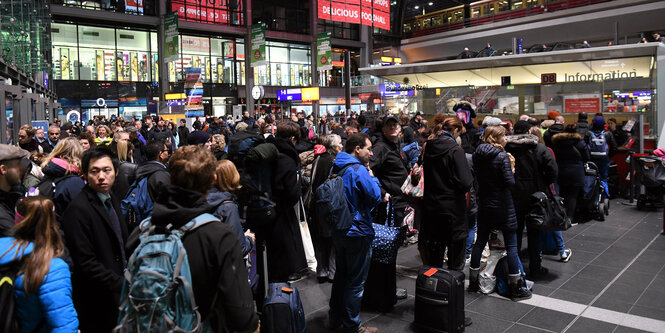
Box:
[401,162,424,198]
[295,197,317,272]
[525,189,571,232]
[371,201,408,264]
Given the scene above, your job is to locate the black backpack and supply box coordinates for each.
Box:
[0,262,21,332]
[35,175,77,219]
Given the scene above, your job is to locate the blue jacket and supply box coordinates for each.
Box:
[0,237,78,333]
[207,189,253,256]
[331,152,382,237]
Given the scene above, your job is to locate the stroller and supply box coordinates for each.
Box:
[578,162,610,221]
[634,156,665,209]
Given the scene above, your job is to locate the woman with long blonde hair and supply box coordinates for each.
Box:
[469,125,532,301]
[38,137,85,218]
[0,196,78,332]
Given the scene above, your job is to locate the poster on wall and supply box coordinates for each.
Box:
[139,53,149,81]
[125,0,143,14]
[105,51,115,80]
[250,23,266,67]
[184,67,204,112]
[131,52,139,81]
[317,32,332,71]
[96,50,105,80]
[164,12,179,63]
[116,52,125,81]
[152,53,159,81]
[60,48,70,80]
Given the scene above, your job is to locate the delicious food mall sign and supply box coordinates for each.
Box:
[318,0,390,31]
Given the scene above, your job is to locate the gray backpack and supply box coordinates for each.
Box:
[113,213,219,332]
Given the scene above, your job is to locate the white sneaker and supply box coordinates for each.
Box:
[560,248,572,262]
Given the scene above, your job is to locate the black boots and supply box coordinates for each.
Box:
[467,267,480,293]
[508,274,532,301]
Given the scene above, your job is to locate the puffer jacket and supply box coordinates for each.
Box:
[207,188,252,257]
[505,134,558,211]
[552,132,590,187]
[0,237,78,333]
[472,143,517,232]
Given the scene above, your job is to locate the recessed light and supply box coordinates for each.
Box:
[428,2,433,5]
[414,5,419,9]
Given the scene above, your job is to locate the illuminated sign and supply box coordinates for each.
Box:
[302,87,320,101]
[381,56,393,63]
[277,89,303,101]
[165,93,186,100]
[172,0,242,25]
[380,83,415,97]
[318,0,390,30]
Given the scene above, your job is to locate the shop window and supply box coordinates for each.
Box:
[78,26,115,49]
[116,30,149,51]
[52,46,79,80]
[53,0,155,16]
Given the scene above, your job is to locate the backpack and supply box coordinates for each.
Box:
[33,175,77,219]
[114,213,219,333]
[0,263,21,332]
[121,177,154,229]
[314,164,354,231]
[228,134,279,229]
[589,131,609,158]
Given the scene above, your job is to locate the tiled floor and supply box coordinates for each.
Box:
[294,200,665,332]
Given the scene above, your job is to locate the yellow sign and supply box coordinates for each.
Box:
[301,87,320,101]
[381,56,393,63]
[165,93,185,100]
[393,57,402,63]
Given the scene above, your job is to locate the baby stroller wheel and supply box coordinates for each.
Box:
[597,203,606,221]
[603,198,610,216]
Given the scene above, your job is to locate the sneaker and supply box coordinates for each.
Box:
[396,288,408,300]
[560,248,572,262]
[355,325,379,333]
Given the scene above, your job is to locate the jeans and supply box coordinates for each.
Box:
[466,214,477,259]
[329,235,373,331]
[553,231,566,254]
[471,229,521,275]
[592,159,610,183]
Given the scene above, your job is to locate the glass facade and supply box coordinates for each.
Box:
[50,0,156,16]
[251,42,312,87]
[172,0,242,25]
[52,23,158,82]
[253,0,309,34]
[1,0,52,78]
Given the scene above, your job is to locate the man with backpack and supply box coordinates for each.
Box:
[588,115,617,183]
[328,133,382,333]
[122,140,170,229]
[122,145,259,332]
[61,146,128,332]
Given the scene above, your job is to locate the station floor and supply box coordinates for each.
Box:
[294,200,665,333]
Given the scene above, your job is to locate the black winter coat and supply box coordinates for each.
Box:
[177,125,189,147]
[0,189,22,236]
[262,136,307,282]
[460,123,481,154]
[135,161,170,202]
[473,143,517,232]
[309,151,336,237]
[370,134,409,200]
[112,161,138,199]
[61,186,128,332]
[552,132,589,187]
[505,134,558,212]
[422,133,474,242]
[543,123,564,148]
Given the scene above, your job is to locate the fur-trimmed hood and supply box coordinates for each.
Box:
[552,132,582,144]
[506,134,539,145]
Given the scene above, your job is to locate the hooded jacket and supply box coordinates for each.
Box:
[40,158,85,219]
[127,185,259,333]
[134,160,170,201]
[472,143,517,232]
[577,121,590,138]
[207,188,252,256]
[422,132,474,241]
[0,188,22,236]
[370,134,409,200]
[543,123,564,147]
[0,238,79,333]
[331,152,382,237]
[505,134,558,211]
[552,132,590,186]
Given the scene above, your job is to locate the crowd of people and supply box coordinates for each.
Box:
[0,103,623,332]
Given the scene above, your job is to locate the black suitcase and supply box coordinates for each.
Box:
[414,266,465,333]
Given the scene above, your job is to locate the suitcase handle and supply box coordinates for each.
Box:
[416,294,449,306]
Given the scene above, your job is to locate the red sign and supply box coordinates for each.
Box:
[318,0,390,30]
[541,73,557,85]
[359,94,371,100]
[564,98,600,113]
[172,2,230,24]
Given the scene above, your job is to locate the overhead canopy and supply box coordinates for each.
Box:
[358,44,661,88]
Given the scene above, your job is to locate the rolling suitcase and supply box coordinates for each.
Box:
[260,242,308,333]
[415,266,465,333]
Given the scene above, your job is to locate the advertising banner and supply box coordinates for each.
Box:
[164,12,179,63]
[317,32,332,71]
[250,23,266,67]
[563,96,601,114]
[318,0,390,30]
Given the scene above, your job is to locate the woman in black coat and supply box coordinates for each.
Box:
[552,124,590,222]
[309,134,343,283]
[469,125,531,301]
[420,116,473,271]
[263,121,308,282]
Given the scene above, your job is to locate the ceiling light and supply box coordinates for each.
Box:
[428,2,433,5]
[414,5,419,9]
